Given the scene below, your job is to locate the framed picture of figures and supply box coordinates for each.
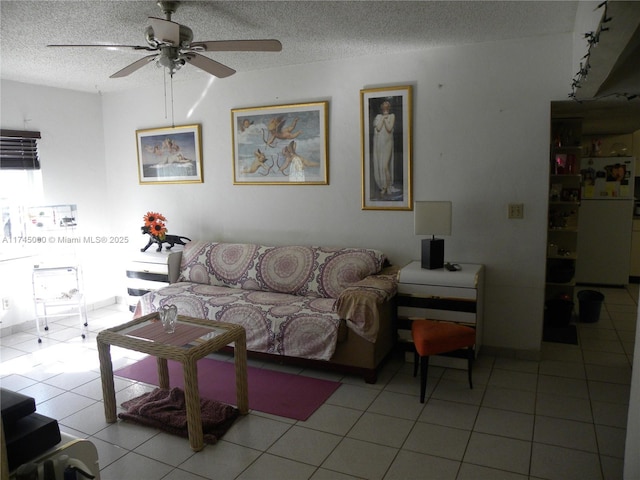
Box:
[136,124,203,184]
[360,85,413,210]
[231,101,329,185]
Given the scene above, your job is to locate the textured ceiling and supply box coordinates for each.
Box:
[2,1,639,134]
[1,0,580,93]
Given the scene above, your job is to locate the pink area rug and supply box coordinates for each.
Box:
[114,356,341,421]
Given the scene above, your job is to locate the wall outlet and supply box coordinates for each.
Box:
[508,203,524,219]
[2,298,9,310]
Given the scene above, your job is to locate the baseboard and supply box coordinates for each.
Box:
[0,296,119,338]
[86,296,122,311]
[480,345,541,362]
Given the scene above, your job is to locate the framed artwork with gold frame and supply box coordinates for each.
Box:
[136,124,203,184]
[231,101,329,185]
[360,85,412,210]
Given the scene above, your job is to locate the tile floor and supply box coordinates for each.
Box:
[0,285,637,480]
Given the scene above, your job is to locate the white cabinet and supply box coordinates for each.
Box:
[396,261,484,368]
[125,249,182,311]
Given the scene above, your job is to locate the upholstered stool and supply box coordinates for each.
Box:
[411,319,476,403]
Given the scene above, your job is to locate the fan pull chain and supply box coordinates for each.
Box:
[161,69,176,126]
[170,73,175,128]
[163,68,168,120]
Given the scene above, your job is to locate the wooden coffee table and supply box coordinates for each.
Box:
[96,312,248,451]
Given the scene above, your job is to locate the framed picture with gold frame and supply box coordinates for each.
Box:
[231,101,329,185]
[136,124,203,184]
[360,85,412,210]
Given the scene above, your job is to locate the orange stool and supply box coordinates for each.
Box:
[411,319,476,403]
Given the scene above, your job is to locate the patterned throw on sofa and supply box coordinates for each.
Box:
[136,241,397,360]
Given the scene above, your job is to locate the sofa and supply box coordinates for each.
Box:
[134,240,399,382]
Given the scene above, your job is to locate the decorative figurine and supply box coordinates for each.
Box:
[141,211,190,252]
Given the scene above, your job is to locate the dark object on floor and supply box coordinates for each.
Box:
[1,389,35,423]
[544,299,574,327]
[1,388,61,471]
[119,387,238,444]
[543,324,578,345]
[578,290,605,323]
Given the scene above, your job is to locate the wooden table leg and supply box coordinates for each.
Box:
[157,357,169,389]
[183,360,204,451]
[234,330,249,415]
[97,338,117,423]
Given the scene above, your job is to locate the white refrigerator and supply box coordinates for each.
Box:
[576,156,635,285]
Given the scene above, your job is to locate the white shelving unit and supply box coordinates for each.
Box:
[545,118,582,327]
[32,263,87,343]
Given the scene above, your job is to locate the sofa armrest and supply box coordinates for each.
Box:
[168,251,182,284]
[335,266,399,342]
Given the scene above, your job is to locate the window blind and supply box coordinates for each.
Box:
[0,129,41,170]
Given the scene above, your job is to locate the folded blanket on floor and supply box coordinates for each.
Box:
[118,387,239,444]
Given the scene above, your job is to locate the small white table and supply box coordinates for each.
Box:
[396,261,485,368]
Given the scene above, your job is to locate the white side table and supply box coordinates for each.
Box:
[125,248,182,311]
[396,261,485,368]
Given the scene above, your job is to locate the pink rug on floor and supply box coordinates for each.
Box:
[114,356,341,421]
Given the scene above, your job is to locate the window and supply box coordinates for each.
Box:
[1,130,44,253]
[0,129,41,170]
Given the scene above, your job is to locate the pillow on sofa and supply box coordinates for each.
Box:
[310,247,386,298]
[178,241,258,287]
[178,241,386,298]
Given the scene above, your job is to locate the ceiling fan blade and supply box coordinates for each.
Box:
[148,17,180,45]
[48,44,154,51]
[110,54,158,78]
[185,53,235,78]
[190,39,282,52]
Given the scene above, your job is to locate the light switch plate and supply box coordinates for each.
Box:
[508,203,524,219]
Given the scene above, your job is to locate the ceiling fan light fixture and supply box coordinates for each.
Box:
[158,55,172,69]
[48,0,282,80]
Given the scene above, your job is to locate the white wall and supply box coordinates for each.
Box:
[0,81,114,328]
[100,33,572,354]
[0,33,574,350]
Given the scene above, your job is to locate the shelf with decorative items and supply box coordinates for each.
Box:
[545,119,582,331]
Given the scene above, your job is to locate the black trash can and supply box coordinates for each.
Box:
[545,299,574,327]
[577,290,605,323]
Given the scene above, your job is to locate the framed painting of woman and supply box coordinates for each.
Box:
[360,85,412,210]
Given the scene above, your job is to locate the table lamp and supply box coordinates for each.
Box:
[414,201,452,269]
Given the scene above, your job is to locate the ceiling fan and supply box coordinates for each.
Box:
[48,0,282,79]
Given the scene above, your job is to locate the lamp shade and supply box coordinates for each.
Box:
[414,201,452,236]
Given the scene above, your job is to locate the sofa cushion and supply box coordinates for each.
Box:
[178,241,386,299]
[136,282,341,360]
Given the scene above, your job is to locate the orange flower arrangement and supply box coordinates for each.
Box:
[143,211,167,240]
